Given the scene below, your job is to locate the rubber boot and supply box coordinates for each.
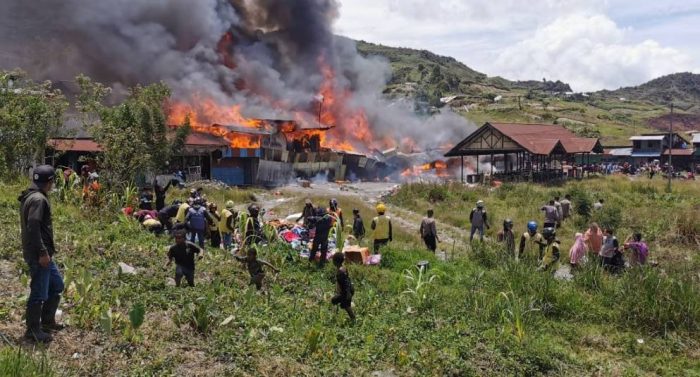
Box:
[41,295,64,332]
[25,302,52,343]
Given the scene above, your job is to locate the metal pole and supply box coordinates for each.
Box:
[667,103,673,192]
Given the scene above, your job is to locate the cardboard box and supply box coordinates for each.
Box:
[343,245,369,264]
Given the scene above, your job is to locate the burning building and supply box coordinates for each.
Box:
[5,0,476,183]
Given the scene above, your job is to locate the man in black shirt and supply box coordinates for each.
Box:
[331,253,355,321]
[308,207,333,268]
[158,200,181,233]
[165,230,204,287]
[352,208,365,242]
[19,165,64,343]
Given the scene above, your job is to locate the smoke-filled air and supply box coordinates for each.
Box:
[0,0,475,153]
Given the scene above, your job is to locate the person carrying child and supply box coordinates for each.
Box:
[331,253,356,321]
[235,248,279,291]
[165,230,204,287]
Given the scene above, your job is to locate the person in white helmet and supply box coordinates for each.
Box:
[469,200,489,241]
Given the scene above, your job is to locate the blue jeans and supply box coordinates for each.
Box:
[189,229,206,248]
[222,233,233,249]
[470,225,485,241]
[28,260,64,305]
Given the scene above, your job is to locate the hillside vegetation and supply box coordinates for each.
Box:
[356,41,700,145]
[1,177,699,376]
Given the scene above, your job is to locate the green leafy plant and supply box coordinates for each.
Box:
[401,265,437,312]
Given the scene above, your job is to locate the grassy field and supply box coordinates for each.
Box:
[1,177,699,376]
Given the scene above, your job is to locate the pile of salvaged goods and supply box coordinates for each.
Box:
[270,215,381,265]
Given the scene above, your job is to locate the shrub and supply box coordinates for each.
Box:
[427,185,448,202]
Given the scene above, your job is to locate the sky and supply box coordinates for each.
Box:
[334,0,700,92]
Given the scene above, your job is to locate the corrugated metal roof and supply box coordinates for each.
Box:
[606,148,632,156]
[662,148,694,156]
[630,151,661,158]
[48,139,103,152]
[185,132,228,146]
[630,136,665,141]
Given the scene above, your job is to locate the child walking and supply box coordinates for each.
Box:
[235,248,279,291]
[165,230,204,287]
[331,253,356,321]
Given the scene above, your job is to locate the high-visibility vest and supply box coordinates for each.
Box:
[373,215,391,240]
[219,209,233,233]
[209,210,220,232]
[541,241,561,269]
[175,203,190,223]
[522,232,543,257]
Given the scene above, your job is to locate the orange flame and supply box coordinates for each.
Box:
[169,99,265,148]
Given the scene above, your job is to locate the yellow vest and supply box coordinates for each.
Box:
[143,218,161,229]
[219,209,233,233]
[522,232,543,257]
[541,241,561,269]
[373,215,391,240]
[209,210,220,231]
[175,203,190,223]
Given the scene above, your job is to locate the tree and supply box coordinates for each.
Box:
[76,75,190,189]
[0,70,68,179]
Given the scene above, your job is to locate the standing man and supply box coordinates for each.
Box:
[19,165,64,343]
[541,200,559,229]
[309,207,333,267]
[351,208,365,242]
[469,200,489,242]
[419,209,439,253]
[560,194,572,220]
[497,219,516,257]
[219,201,237,250]
[371,203,393,254]
[553,196,563,227]
[297,199,316,227]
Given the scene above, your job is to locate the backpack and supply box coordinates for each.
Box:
[188,207,207,231]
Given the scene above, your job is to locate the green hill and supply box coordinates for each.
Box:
[356,41,699,144]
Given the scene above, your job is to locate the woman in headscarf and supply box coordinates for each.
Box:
[568,232,587,267]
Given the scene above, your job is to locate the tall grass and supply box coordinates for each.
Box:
[0,348,54,377]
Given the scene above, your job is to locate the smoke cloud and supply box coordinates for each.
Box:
[0,0,475,151]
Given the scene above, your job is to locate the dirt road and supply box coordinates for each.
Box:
[257,182,471,260]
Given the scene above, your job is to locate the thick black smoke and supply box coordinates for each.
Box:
[0,0,474,151]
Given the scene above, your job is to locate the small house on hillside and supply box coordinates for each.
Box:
[629,133,693,169]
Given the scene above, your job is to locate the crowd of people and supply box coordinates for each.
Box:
[18,164,656,344]
[586,161,697,180]
[459,195,650,273]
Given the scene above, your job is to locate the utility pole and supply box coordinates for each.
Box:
[667,103,673,193]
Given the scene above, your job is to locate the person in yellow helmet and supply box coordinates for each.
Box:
[371,203,392,254]
[219,200,237,249]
